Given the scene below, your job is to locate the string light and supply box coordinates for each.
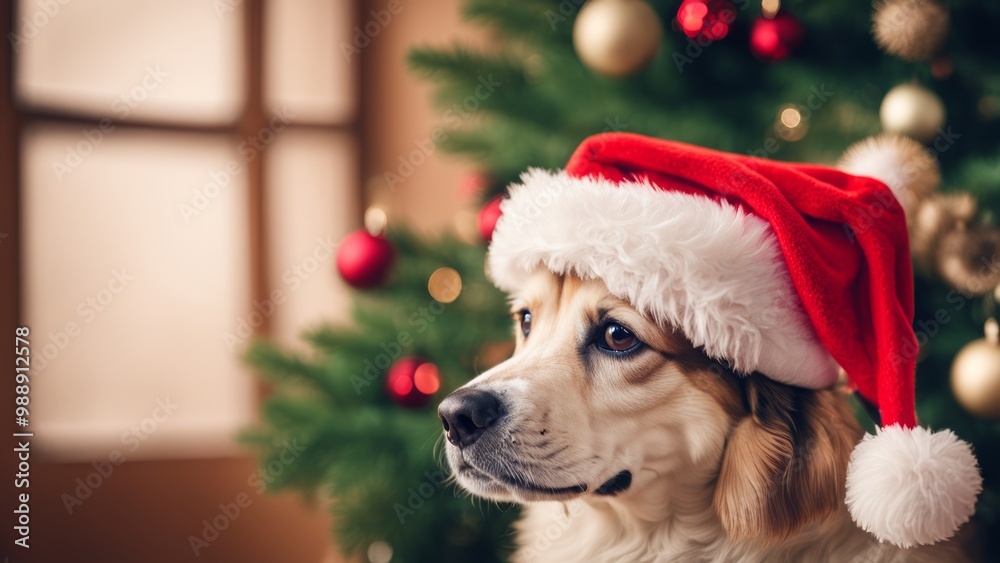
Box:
[780,107,801,128]
[367,541,393,563]
[775,105,808,142]
[364,206,387,236]
[762,0,780,19]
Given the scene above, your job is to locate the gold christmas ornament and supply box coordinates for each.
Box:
[428,267,463,304]
[937,225,1000,296]
[951,319,1000,420]
[573,0,663,77]
[872,0,949,62]
[880,83,946,143]
[911,193,976,270]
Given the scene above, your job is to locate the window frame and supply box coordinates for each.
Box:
[1,0,367,456]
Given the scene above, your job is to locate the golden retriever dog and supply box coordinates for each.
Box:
[438,269,967,562]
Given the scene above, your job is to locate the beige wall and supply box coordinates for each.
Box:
[1,1,482,562]
[364,0,486,233]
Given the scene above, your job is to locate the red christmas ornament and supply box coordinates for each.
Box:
[335,229,395,288]
[676,0,737,41]
[478,196,504,243]
[385,357,441,408]
[750,12,804,62]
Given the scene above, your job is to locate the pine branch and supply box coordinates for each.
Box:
[245,342,343,399]
[463,0,576,44]
[408,45,526,88]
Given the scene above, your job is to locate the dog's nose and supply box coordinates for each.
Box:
[438,388,502,448]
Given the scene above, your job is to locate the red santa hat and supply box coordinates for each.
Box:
[486,132,981,548]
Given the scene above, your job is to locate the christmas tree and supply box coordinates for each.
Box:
[246,1,1000,560]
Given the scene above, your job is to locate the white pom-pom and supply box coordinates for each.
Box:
[845,425,982,548]
[840,134,940,218]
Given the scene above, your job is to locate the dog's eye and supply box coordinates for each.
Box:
[596,322,641,354]
[518,309,532,338]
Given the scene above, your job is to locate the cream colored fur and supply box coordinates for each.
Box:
[443,270,967,562]
[514,495,963,562]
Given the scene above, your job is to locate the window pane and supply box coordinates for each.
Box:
[15,0,244,124]
[265,130,358,348]
[264,0,355,123]
[22,125,254,460]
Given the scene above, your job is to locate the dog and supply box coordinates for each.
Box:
[438,269,967,562]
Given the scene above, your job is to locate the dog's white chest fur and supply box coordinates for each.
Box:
[513,500,964,563]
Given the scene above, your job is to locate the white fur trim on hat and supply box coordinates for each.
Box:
[487,169,840,389]
[845,424,982,548]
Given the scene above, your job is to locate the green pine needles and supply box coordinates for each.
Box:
[244,232,517,562]
[248,1,1000,560]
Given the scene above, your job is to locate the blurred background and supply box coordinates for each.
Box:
[3,0,1000,562]
[0,0,478,561]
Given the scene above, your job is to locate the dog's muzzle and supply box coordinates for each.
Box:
[438,387,633,499]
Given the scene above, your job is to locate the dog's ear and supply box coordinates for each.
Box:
[713,375,860,546]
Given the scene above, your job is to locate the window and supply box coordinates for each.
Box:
[9,0,361,460]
